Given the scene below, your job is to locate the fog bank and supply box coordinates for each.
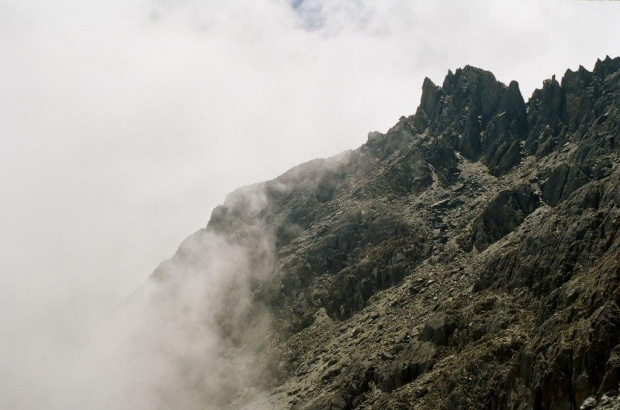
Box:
[1,1,619,408]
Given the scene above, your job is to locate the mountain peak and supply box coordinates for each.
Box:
[147,57,620,410]
[413,64,526,174]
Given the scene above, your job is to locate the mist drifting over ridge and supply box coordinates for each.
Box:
[41,224,277,410]
[1,0,620,409]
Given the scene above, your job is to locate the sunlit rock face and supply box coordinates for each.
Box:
[140,57,620,409]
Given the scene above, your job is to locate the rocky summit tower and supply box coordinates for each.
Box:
[147,57,620,409]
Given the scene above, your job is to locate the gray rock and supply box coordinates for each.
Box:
[419,313,456,346]
[580,396,597,410]
[147,57,620,410]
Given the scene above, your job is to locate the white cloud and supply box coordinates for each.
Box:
[0,0,619,408]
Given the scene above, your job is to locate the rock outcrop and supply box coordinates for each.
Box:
[151,56,620,409]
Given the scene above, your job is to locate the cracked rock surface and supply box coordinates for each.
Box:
[154,56,620,409]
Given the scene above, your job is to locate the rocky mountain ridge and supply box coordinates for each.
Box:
[153,56,620,409]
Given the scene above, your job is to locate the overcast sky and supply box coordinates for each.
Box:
[1,0,619,406]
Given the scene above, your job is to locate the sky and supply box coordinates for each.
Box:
[0,0,619,408]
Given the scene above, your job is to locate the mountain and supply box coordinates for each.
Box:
[147,56,620,409]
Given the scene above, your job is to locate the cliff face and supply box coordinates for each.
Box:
[154,56,620,409]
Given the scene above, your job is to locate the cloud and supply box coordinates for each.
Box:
[2,213,277,410]
[0,0,619,408]
[67,226,277,410]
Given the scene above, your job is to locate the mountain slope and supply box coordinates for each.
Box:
[152,56,620,409]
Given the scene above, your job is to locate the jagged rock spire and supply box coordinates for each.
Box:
[413,65,527,175]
